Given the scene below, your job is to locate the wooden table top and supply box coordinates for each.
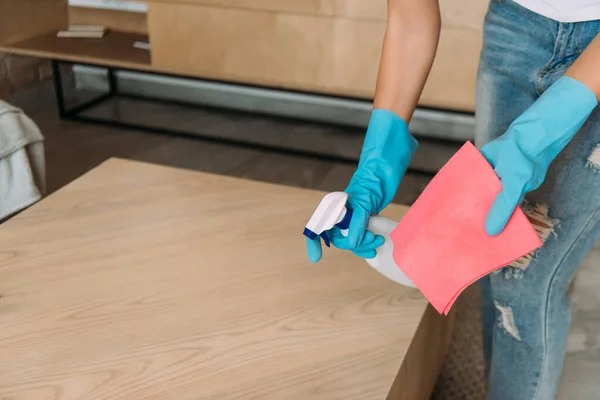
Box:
[0,159,428,400]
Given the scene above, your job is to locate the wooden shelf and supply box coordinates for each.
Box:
[0,30,151,70]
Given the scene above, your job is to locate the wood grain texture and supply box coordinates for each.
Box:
[422,27,482,111]
[147,0,486,111]
[147,3,385,97]
[68,7,148,35]
[141,0,486,25]
[0,0,68,45]
[0,159,436,400]
[0,31,151,71]
[144,0,387,20]
[388,305,456,400]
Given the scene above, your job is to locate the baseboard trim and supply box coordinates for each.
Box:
[73,65,475,142]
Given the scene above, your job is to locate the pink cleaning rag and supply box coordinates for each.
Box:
[390,141,542,315]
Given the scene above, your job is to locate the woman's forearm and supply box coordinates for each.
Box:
[373,0,441,121]
[566,34,600,100]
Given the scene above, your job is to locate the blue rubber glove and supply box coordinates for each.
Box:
[339,109,417,253]
[305,109,417,263]
[481,76,598,236]
[305,229,384,263]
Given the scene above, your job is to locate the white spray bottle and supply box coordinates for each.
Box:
[304,192,416,287]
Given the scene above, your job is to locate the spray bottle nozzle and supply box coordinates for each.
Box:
[303,228,331,247]
[304,192,416,288]
[303,192,352,247]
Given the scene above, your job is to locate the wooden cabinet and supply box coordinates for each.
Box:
[147,3,386,100]
[0,0,488,112]
[147,0,487,111]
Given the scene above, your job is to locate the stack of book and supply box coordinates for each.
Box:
[57,25,107,39]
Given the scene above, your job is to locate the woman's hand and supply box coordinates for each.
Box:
[305,0,441,262]
[342,109,417,249]
[482,77,598,236]
[305,109,415,263]
[483,33,600,236]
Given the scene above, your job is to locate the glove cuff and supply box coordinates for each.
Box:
[544,76,598,114]
[362,109,418,164]
[507,76,598,157]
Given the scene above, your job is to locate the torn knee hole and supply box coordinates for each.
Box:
[586,144,600,171]
[506,201,559,273]
[494,301,521,341]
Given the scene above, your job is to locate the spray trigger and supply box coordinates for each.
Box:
[304,191,349,250]
[321,232,331,247]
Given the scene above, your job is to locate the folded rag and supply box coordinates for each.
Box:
[390,142,542,315]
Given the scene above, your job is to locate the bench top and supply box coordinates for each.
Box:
[0,158,427,399]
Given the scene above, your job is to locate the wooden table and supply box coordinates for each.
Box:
[0,159,452,400]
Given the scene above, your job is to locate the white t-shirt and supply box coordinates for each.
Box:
[514,0,600,22]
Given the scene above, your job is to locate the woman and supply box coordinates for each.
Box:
[306,0,600,398]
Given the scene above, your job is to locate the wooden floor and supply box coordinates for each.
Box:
[8,80,443,202]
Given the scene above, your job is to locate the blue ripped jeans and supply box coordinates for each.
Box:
[475,1,600,399]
